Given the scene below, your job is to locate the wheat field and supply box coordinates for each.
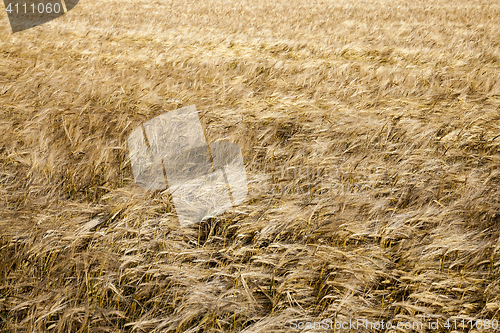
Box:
[1,0,500,331]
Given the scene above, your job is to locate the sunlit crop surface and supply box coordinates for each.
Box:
[1,0,500,331]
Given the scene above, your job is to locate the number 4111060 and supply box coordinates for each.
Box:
[444,319,498,330]
[6,2,62,14]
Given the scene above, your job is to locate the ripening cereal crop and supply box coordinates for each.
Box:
[1,0,500,331]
